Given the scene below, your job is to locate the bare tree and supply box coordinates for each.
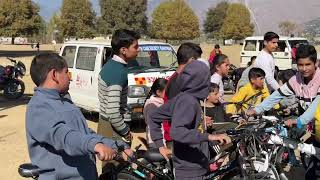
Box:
[279,21,297,36]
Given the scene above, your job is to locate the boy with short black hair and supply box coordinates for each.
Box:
[26,53,131,180]
[255,32,280,92]
[226,67,272,115]
[237,56,257,90]
[98,29,140,143]
[247,45,320,128]
[246,45,320,179]
[98,29,140,174]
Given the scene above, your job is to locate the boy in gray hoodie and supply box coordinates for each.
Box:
[149,60,231,180]
[26,53,132,180]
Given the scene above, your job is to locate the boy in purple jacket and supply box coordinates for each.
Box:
[149,60,231,180]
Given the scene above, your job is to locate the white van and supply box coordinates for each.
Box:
[240,36,309,70]
[59,40,177,121]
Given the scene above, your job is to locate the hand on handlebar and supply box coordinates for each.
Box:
[159,146,172,161]
[245,109,257,117]
[122,131,133,144]
[205,116,213,127]
[94,143,117,161]
[121,148,134,161]
[238,119,247,125]
[208,133,232,145]
[284,119,297,128]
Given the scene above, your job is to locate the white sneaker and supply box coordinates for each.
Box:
[279,173,289,180]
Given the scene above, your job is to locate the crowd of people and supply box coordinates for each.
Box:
[24,29,320,180]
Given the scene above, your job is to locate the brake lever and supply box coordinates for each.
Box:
[135,144,142,151]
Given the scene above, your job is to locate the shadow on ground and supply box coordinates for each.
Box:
[0,93,33,111]
[0,50,54,58]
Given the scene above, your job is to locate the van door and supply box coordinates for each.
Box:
[240,40,258,67]
[71,45,101,111]
[272,40,291,70]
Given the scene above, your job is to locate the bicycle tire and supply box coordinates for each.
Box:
[223,158,280,180]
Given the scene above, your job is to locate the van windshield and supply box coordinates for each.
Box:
[128,45,177,69]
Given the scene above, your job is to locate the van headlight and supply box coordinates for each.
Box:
[128,85,149,98]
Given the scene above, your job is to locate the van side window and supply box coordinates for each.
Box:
[275,41,287,52]
[244,40,256,51]
[61,46,76,68]
[102,47,113,66]
[76,47,97,71]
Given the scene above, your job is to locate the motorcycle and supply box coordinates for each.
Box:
[223,64,245,92]
[0,57,26,99]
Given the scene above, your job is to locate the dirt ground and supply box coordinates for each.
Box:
[0,43,316,179]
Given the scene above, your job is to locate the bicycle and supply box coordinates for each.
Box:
[18,143,173,180]
[111,130,281,180]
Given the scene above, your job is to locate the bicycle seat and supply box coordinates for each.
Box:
[136,148,167,163]
[18,163,41,178]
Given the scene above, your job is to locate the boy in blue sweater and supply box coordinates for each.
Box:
[26,53,132,180]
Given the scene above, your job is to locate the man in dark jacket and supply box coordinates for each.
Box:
[149,60,231,180]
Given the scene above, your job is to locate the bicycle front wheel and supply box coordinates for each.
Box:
[223,158,280,180]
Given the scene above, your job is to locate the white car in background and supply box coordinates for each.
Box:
[240,36,309,70]
[60,39,177,121]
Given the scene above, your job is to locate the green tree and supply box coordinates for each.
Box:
[279,21,297,36]
[0,0,43,44]
[151,0,200,41]
[59,0,96,39]
[204,1,229,38]
[219,3,254,40]
[99,0,148,35]
[96,17,109,36]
